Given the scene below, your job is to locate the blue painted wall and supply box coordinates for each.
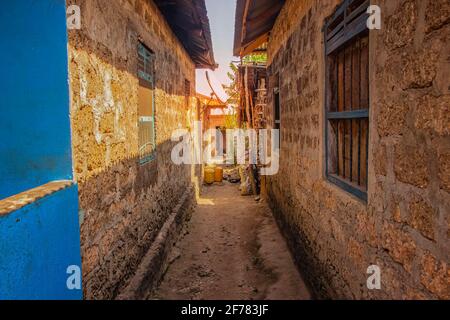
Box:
[0,0,83,299]
[0,185,82,300]
[0,0,73,200]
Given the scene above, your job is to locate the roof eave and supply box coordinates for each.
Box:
[233,0,285,57]
[154,0,217,70]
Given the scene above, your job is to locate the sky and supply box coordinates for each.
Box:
[196,0,237,98]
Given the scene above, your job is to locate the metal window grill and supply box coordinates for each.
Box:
[138,42,156,164]
[324,0,370,201]
[138,43,154,85]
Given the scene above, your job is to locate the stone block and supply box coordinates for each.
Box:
[384,0,418,50]
[382,223,416,273]
[420,251,450,299]
[394,144,429,189]
[415,94,450,137]
[425,0,450,33]
[377,101,409,137]
[401,42,440,89]
[408,195,436,241]
[437,149,450,193]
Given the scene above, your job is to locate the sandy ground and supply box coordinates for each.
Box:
[149,182,311,300]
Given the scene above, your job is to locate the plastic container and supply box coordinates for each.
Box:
[214,167,224,183]
[204,168,215,184]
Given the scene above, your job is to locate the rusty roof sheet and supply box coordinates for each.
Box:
[233,0,285,57]
[154,0,217,69]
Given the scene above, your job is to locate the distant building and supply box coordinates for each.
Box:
[197,93,232,157]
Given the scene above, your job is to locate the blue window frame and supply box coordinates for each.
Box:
[324,0,370,202]
[138,42,156,164]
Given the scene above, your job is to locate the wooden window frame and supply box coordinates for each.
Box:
[324,0,370,201]
[138,42,157,165]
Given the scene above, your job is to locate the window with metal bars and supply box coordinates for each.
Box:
[138,42,156,164]
[325,0,370,201]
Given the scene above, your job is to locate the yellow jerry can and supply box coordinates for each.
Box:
[214,167,223,183]
[204,168,215,184]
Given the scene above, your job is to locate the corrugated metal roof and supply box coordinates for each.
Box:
[154,0,217,69]
[234,0,285,57]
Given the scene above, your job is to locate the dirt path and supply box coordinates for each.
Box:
[150,182,311,300]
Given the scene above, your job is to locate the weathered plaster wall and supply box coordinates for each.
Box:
[0,184,82,300]
[265,0,449,299]
[0,0,74,200]
[0,0,82,300]
[67,0,199,299]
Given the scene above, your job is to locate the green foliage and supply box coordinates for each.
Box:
[242,52,267,64]
[222,52,268,111]
[223,62,240,105]
[224,113,238,129]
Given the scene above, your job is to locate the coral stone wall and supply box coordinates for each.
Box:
[67,0,199,299]
[265,0,449,299]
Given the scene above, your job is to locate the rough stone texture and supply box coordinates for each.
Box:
[408,195,436,241]
[117,188,194,300]
[420,251,450,298]
[394,143,429,189]
[67,0,201,299]
[425,1,450,33]
[415,94,450,137]
[377,100,409,138]
[381,223,416,274]
[437,148,450,193]
[264,0,449,299]
[373,143,388,177]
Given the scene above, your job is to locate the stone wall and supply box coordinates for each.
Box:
[264,0,449,299]
[67,0,200,299]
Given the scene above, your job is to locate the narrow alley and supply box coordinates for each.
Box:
[151,182,311,300]
[1,0,449,304]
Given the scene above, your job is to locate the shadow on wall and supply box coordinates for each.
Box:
[77,141,202,300]
[68,32,202,299]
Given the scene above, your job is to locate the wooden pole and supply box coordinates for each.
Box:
[244,66,252,128]
[244,66,258,196]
